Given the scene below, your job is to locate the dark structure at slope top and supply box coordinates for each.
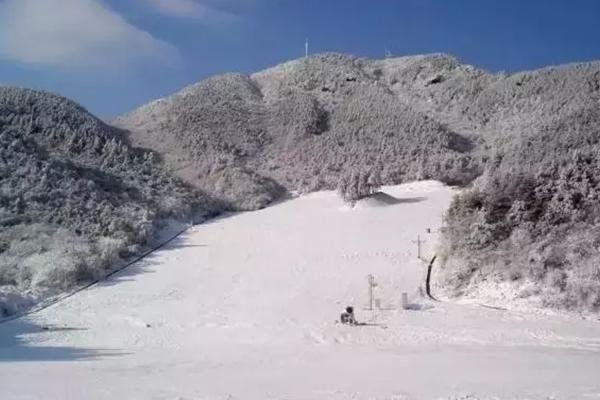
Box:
[115,53,481,211]
[0,87,215,317]
[116,53,600,312]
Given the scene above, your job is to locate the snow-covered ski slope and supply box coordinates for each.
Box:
[1,181,600,400]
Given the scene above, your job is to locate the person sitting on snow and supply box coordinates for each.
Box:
[340,306,358,325]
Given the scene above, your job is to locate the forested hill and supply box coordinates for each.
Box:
[114,53,483,210]
[0,87,217,316]
[116,53,600,311]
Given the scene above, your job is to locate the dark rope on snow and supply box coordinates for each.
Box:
[425,255,438,301]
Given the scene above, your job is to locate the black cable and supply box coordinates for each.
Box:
[425,255,438,301]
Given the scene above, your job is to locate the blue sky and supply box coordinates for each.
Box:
[1,0,599,118]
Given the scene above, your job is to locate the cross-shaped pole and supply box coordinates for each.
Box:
[412,234,426,260]
[367,274,378,310]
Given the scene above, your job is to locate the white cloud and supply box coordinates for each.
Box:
[145,0,237,22]
[0,0,179,69]
[146,0,206,17]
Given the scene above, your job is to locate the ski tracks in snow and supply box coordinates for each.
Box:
[2,182,600,400]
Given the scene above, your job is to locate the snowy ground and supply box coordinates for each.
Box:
[1,181,600,400]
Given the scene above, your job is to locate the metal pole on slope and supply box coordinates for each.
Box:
[367,274,377,310]
[412,234,425,260]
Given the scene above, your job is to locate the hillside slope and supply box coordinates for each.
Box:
[115,53,481,210]
[0,87,217,316]
[116,53,600,312]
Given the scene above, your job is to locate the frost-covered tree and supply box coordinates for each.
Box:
[337,168,382,203]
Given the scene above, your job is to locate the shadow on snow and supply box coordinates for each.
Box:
[367,192,427,205]
[0,319,127,362]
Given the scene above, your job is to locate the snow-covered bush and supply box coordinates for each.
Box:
[440,103,600,311]
[0,224,93,291]
[337,168,382,203]
[201,165,286,211]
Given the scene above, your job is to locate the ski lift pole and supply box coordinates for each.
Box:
[412,234,426,260]
[367,274,378,310]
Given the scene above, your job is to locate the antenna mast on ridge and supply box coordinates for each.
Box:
[305,38,309,58]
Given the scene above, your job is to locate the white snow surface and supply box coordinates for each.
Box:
[1,181,600,400]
